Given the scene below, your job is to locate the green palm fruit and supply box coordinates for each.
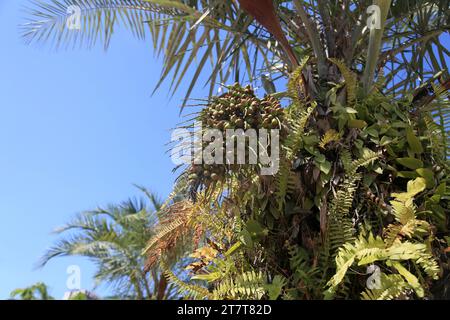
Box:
[271,118,279,128]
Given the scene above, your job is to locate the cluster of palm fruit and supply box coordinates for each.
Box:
[188,164,226,185]
[187,84,285,188]
[200,83,285,131]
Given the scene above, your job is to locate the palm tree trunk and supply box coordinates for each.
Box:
[156,276,168,300]
[141,272,153,300]
[132,278,144,300]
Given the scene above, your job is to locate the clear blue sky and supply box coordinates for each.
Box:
[0,0,210,299]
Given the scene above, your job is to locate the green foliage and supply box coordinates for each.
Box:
[287,59,310,102]
[327,149,379,255]
[285,246,321,299]
[325,178,440,299]
[161,259,211,300]
[328,58,357,106]
[360,273,410,300]
[210,270,286,300]
[10,282,54,300]
[274,101,316,212]
[213,271,267,300]
[149,76,448,299]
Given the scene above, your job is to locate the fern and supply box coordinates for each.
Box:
[384,178,430,245]
[284,102,317,160]
[319,129,341,149]
[274,102,316,212]
[424,83,450,159]
[346,149,380,175]
[274,159,294,213]
[328,173,360,254]
[329,58,358,106]
[325,233,440,299]
[264,275,287,300]
[327,149,379,255]
[143,199,206,269]
[288,246,321,298]
[361,273,410,300]
[326,179,441,299]
[424,115,446,162]
[287,58,310,102]
[144,216,186,254]
[212,271,267,300]
[161,260,211,300]
[384,220,430,247]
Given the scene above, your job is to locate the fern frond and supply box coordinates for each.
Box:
[328,174,360,254]
[287,57,310,102]
[424,83,450,158]
[384,178,431,245]
[329,58,358,106]
[213,271,266,300]
[273,102,316,212]
[340,149,353,171]
[361,273,410,300]
[284,102,317,160]
[326,233,440,298]
[274,159,297,212]
[161,260,211,300]
[384,202,430,245]
[144,217,185,254]
[387,242,440,279]
[319,129,341,149]
[144,199,205,269]
[347,149,380,176]
[384,220,430,246]
[288,246,321,296]
[424,115,446,162]
[326,233,384,294]
[327,149,379,255]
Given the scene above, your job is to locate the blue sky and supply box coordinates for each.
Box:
[0,0,210,299]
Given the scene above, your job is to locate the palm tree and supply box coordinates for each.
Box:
[21,1,449,104]
[10,282,54,300]
[39,188,174,300]
[23,0,449,300]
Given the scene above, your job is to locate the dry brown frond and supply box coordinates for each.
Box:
[144,200,204,271]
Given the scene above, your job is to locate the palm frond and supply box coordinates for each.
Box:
[21,0,283,109]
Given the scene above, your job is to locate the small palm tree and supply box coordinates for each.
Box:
[10,282,54,300]
[39,188,174,300]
